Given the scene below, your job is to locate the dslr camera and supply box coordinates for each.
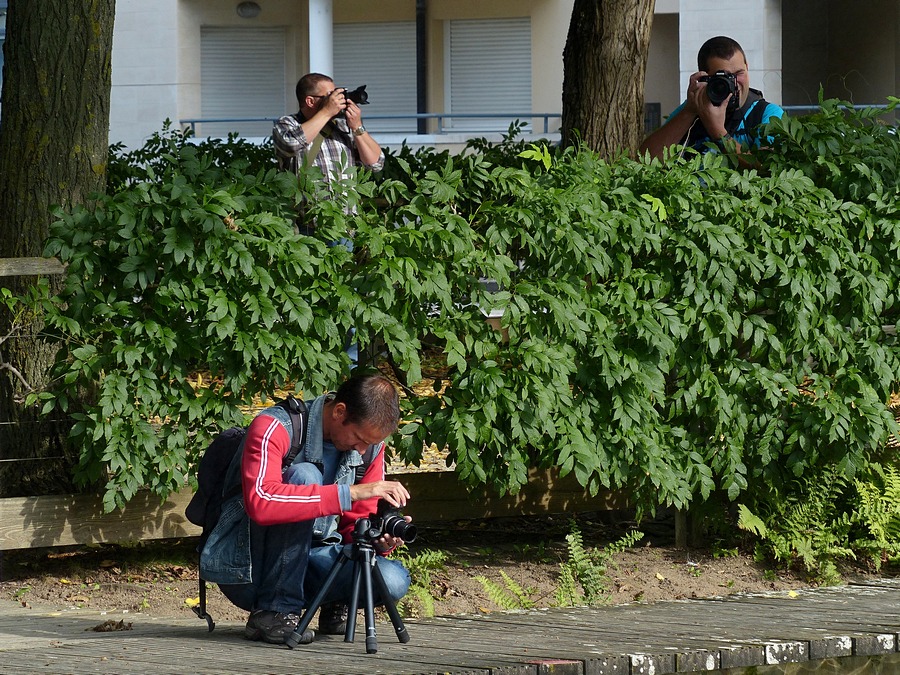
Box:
[367,498,417,542]
[341,84,369,106]
[699,71,737,108]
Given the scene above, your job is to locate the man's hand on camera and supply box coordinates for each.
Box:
[344,100,363,129]
[349,480,409,508]
[684,71,708,116]
[375,516,413,553]
[322,88,348,118]
[686,70,728,140]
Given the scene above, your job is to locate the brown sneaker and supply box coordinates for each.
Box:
[318,602,349,635]
[244,610,314,645]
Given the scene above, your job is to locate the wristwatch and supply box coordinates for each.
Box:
[352,125,367,137]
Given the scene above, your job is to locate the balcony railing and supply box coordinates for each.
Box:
[179,112,563,137]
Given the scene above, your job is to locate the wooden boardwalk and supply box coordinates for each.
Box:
[1,580,900,674]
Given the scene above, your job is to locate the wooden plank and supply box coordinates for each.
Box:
[0,469,627,550]
[4,584,900,674]
[0,257,65,277]
[394,468,628,523]
[0,490,200,550]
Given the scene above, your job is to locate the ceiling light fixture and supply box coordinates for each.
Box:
[236,2,261,19]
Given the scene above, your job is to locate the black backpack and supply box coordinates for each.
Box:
[185,396,309,631]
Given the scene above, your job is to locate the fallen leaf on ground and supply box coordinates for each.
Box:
[88,619,132,632]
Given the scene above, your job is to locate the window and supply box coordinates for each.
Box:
[446,18,532,132]
[333,22,417,134]
[199,26,286,138]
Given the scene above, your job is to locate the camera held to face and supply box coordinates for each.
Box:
[699,71,737,109]
[342,85,369,106]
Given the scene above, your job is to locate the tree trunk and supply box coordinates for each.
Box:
[0,0,115,496]
[561,0,655,158]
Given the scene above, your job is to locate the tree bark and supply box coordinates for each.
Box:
[0,0,115,496]
[561,0,655,158]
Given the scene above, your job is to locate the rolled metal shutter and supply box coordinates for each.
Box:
[333,22,417,133]
[447,18,532,132]
[200,26,286,138]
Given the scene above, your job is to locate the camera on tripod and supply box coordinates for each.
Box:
[698,70,737,108]
[287,498,415,652]
[365,499,417,542]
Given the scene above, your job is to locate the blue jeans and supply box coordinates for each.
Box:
[217,511,314,614]
[286,462,410,606]
[306,543,411,607]
[217,464,324,614]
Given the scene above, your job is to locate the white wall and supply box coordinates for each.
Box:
[110,0,181,147]
[677,0,783,105]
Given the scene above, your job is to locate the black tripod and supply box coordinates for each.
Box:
[285,518,410,653]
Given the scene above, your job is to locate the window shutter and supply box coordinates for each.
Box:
[333,22,417,133]
[447,18,532,132]
[200,26,286,138]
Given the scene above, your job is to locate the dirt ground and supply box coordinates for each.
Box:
[0,510,863,626]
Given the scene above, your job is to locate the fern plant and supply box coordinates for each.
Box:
[555,522,644,607]
[851,463,900,570]
[739,467,856,584]
[475,570,536,610]
[392,549,449,618]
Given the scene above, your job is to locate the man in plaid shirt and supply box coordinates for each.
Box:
[273,72,384,235]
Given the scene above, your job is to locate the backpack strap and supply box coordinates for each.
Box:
[292,112,327,168]
[741,99,769,134]
[277,395,309,467]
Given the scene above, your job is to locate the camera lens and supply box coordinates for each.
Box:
[704,73,735,107]
[381,514,417,542]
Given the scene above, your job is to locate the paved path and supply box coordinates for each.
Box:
[1,579,900,674]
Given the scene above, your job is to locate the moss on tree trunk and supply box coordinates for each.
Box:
[0,0,115,496]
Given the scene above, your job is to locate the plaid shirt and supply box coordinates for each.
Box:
[272,113,385,183]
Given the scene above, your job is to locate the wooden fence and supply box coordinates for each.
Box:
[0,469,627,551]
[0,256,66,278]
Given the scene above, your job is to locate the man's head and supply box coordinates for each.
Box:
[296,72,335,114]
[323,374,401,452]
[697,36,750,109]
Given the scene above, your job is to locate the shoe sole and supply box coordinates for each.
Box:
[244,626,282,643]
[244,626,315,645]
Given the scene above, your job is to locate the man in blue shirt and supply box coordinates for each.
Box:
[641,36,784,160]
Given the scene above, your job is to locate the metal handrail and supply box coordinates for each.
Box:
[179,112,563,135]
[781,103,893,114]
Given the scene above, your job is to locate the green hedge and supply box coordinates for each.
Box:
[27,102,900,518]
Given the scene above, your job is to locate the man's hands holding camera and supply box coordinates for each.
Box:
[318,88,363,126]
[349,481,413,553]
[685,71,730,140]
[320,88,349,118]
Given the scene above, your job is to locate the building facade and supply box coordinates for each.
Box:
[4,0,891,149]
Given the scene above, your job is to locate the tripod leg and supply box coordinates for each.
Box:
[371,561,410,644]
[344,553,364,643]
[286,545,351,649]
[359,549,379,654]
